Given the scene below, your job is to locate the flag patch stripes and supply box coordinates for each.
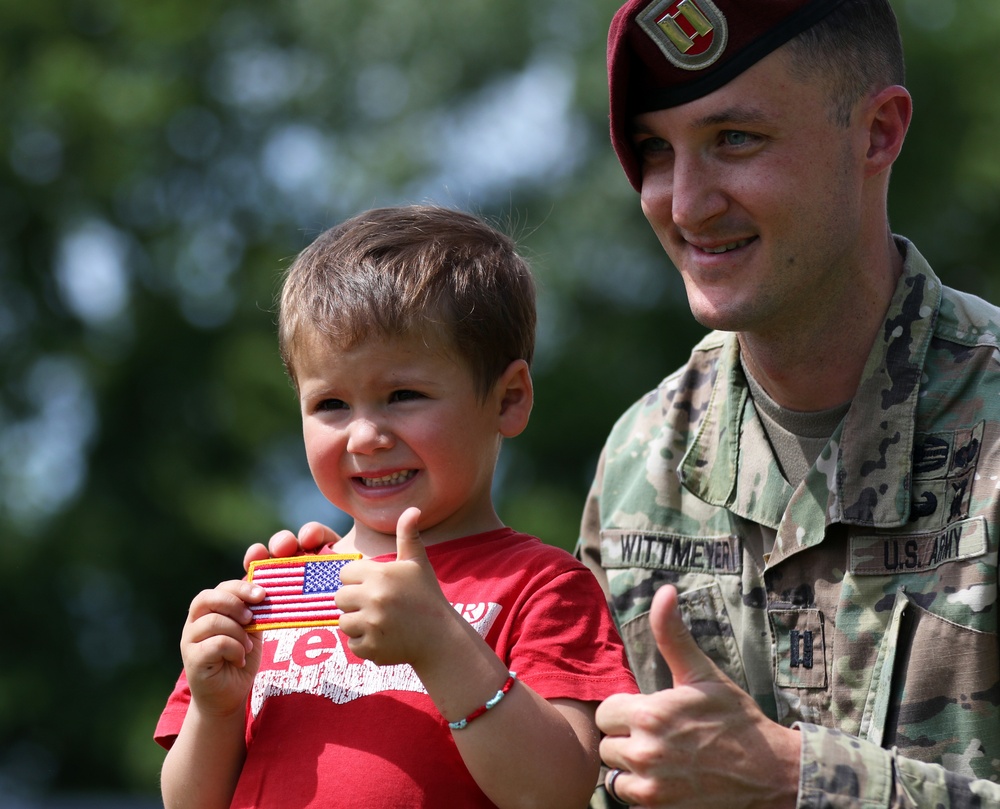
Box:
[245,553,360,631]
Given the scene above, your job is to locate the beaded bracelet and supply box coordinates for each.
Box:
[448,671,518,730]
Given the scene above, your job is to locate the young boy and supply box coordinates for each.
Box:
[154,205,637,809]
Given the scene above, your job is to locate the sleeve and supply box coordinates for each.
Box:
[153,670,192,750]
[505,557,638,703]
[576,447,612,603]
[796,724,1000,808]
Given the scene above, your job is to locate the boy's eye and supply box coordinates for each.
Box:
[389,389,423,403]
[316,398,347,412]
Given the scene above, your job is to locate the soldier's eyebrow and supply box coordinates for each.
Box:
[630,104,771,137]
[690,105,769,130]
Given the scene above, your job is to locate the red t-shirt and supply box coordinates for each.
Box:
[155,528,637,808]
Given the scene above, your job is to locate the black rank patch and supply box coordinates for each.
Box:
[770,608,827,689]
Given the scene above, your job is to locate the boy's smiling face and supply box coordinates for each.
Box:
[294,328,530,549]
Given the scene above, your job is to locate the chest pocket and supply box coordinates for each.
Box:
[846,511,998,779]
[864,588,1000,780]
[676,583,750,693]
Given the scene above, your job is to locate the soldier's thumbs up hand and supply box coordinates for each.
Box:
[595,585,801,809]
[648,583,727,688]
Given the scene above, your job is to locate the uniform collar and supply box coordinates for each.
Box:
[680,238,942,537]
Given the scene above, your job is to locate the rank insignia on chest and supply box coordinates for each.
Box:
[789,629,814,669]
[770,608,827,689]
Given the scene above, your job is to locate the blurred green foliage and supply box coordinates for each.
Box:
[1,0,997,801]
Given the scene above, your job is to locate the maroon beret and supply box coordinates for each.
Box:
[609,0,848,189]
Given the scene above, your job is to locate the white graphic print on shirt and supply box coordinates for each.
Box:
[251,600,502,716]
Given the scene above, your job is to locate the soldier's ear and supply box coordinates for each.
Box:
[862,85,911,179]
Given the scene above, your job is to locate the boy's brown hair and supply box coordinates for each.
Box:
[278,204,536,401]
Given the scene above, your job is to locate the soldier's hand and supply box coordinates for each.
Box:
[596,585,801,809]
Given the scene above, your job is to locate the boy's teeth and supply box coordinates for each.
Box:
[361,470,415,487]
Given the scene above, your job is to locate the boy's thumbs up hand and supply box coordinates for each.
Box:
[337,507,452,668]
[394,506,427,563]
[595,585,801,809]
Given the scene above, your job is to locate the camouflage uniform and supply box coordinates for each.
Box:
[579,239,1000,808]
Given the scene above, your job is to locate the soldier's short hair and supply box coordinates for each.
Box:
[785,0,905,127]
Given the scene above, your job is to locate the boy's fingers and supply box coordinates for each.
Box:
[186,612,250,646]
[186,630,251,670]
[243,542,270,572]
[188,581,265,623]
[298,521,341,550]
[266,530,302,559]
[243,523,340,572]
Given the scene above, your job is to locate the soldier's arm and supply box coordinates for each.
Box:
[797,723,1000,808]
[576,449,612,599]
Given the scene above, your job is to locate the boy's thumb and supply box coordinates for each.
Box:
[395,507,426,563]
[650,584,724,687]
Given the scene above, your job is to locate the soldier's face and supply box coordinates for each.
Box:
[632,46,868,338]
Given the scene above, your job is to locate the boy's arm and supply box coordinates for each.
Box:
[336,509,601,809]
[161,581,264,809]
[409,607,601,809]
[161,703,249,809]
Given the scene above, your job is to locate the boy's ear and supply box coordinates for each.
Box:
[496,359,533,439]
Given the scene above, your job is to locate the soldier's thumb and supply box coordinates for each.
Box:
[394,507,427,563]
[651,584,724,686]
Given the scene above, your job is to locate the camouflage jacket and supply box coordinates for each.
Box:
[579,240,1000,808]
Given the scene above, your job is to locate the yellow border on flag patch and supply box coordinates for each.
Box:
[246,553,361,632]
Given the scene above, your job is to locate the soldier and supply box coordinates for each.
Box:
[581,0,1000,807]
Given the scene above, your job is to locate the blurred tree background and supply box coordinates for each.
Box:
[1,0,997,803]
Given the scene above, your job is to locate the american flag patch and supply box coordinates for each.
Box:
[245,554,360,632]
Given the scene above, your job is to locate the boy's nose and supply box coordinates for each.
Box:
[346,417,393,454]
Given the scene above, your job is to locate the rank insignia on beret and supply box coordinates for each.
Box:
[637,0,728,71]
[245,553,361,632]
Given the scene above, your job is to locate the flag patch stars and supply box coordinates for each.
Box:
[245,553,361,632]
[304,559,350,594]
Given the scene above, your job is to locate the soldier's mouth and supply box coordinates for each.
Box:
[700,238,754,254]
